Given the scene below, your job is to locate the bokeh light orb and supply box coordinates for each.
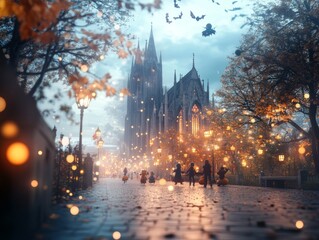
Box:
[6,142,29,165]
[1,121,18,138]
[295,220,304,229]
[70,206,79,215]
[168,185,174,191]
[61,136,69,146]
[159,178,167,185]
[0,96,6,112]
[31,180,38,188]
[298,146,306,154]
[66,154,75,163]
[112,231,121,240]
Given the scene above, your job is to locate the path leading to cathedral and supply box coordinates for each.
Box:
[37,178,319,240]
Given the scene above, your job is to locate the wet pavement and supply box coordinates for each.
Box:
[36,178,319,240]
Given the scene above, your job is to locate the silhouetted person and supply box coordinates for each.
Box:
[140,170,148,184]
[186,162,196,186]
[173,163,183,185]
[84,153,93,189]
[149,171,155,183]
[217,166,229,186]
[203,160,212,188]
[123,167,128,176]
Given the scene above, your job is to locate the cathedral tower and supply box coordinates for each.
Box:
[124,27,163,158]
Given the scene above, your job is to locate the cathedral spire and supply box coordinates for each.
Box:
[192,53,195,68]
[146,24,157,61]
[174,70,177,85]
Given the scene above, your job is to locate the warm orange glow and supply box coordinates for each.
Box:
[298,146,306,154]
[80,64,88,72]
[6,142,29,165]
[168,185,174,191]
[258,149,263,155]
[1,121,19,138]
[295,103,301,108]
[66,154,75,163]
[304,93,309,99]
[71,165,77,171]
[113,231,121,240]
[70,206,79,215]
[241,160,247,167]
[295,220,304,229]
[38,150,43,156]
[0,96,6,112]
[223,156,229,162]
[31,180,38,188]
[159,178,167,185]
[278,154,285,161]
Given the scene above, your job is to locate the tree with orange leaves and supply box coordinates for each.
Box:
[218,0,319,174]
[0,0,161,119]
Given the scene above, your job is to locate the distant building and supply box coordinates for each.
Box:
[124,27,210,159]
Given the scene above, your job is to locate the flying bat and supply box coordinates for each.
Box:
[190,11,205,21]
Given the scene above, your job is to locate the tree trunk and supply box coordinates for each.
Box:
[311,135,319,175]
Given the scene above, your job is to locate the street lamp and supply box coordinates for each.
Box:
[95,137,104,181]
[76,90,92,188]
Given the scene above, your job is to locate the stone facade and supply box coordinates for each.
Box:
[124,28,210,159]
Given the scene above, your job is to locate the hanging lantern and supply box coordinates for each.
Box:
[278,154,285,162]
[257,149,263,155]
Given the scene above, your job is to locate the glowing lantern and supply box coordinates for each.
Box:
[223,156,229,162]
[241,160,247,167]
[71,165,77,171]
[258,149,263,155]
[298,146,306,155]
[38,150,43,156]
[295,103,301,108]
[6,142,29,165]
[230,145,235,151]
[278,154,285,162]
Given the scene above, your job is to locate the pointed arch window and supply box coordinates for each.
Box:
[191,104,200,136]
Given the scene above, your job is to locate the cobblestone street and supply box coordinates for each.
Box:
[37,178,319,240]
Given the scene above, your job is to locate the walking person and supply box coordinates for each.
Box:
[186,162,196,186]
[217,166,229,186]
[173,163,183,185]
[203,160,213,188]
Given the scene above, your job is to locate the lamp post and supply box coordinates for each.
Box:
[96,137,104,181]
[76,91,92,189]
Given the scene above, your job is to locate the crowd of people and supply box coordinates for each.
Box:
[121,159,229,187]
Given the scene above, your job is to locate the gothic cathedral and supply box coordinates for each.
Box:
[124,27,210,160]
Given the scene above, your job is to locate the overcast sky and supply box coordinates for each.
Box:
[40,0,259,152]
